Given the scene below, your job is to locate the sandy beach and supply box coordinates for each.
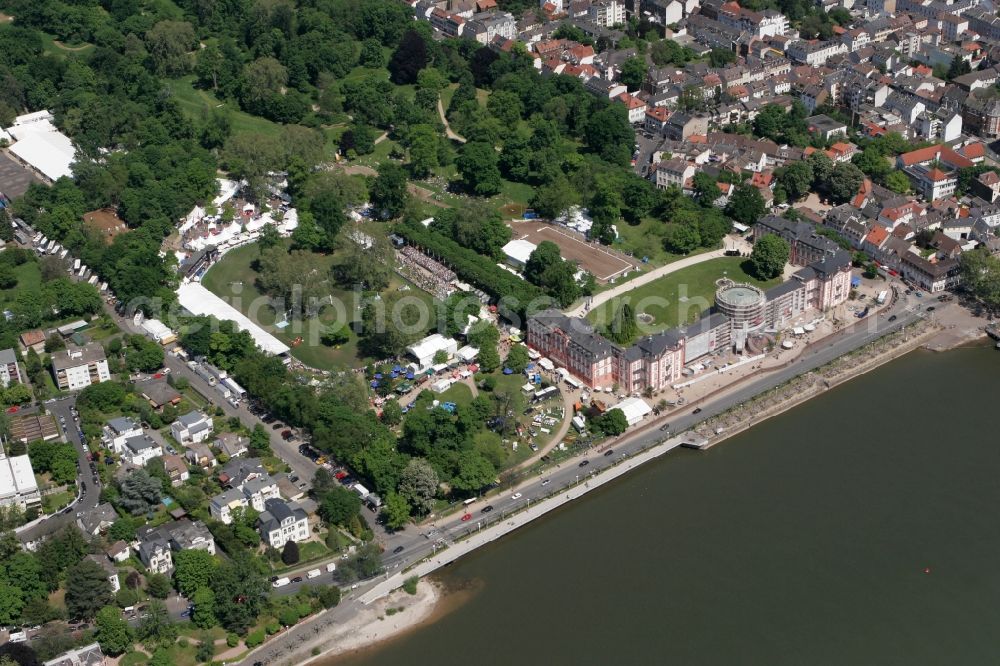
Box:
[295,580,444,665]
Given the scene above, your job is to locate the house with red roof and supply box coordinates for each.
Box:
[616,92,647,124]
[644,106,670,134]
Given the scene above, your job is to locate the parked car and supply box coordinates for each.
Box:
[481,505,494,514]
[578,460,589,467]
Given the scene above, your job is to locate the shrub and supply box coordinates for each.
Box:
[318,585,341,609]
[265,621,280,635]
[245,629,265,648]
[278,608,299,627]
[402,576,419,595]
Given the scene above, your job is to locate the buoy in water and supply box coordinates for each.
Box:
[923,567,931,574]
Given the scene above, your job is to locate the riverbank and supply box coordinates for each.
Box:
[293,580,444,665]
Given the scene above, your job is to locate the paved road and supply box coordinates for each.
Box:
[17,397,98,545]
[564,240,747,317]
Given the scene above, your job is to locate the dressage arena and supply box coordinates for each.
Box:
[508,220,639,283]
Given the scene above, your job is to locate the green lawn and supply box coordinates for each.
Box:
[166,75,283,138]
[613,217,723,267]
[0,261,41,307]
[437,382,474,408]
[201,241,437,371]
[587,257,781,341]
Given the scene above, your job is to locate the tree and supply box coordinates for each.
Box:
[750,234,790,279]
[692,172,721,205]
[66,559,113,620]
[370,163,409,220]
[708,47,737,68]
[334,229,394,291]
[145,20,196,76]
[406,124,440,179]
[318,486,362,526]
[309,188,347,247]
[456,142,502,196]
[280,540,300,565]
[397,459,438,515]
[776,160,814,202]
[210,555,269,635]
[146,573,171,599]
[524,241,561,287]
[947,54,971,80]
[137,599,176,646]
[381,492,410,530]
[584,107,634,166]
[381,400,403,426]
[95,606,132,656]
[530,176,578,219]
[596,408,628,436]
[360,39,386,68]
[118,469,163,515]
[662,223,701,254]
[959,248,1000,311]
[828,163,865,204]
[340,124,376,157]
[807,151,833,186]
[725,184,766,226]
[505,345,529,373]
[619,57,646,91]
[388,30,429,85]
[0,582,23,626]
[477,343,500,373]
[607,301,638,345]
[258,223,281,252]
[124,334,165,373]
[173,549,217,598]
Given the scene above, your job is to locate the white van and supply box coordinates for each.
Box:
[307,569,321,579]
[325,562,337,573]
[8,630,26,643]
[272,577,290,588]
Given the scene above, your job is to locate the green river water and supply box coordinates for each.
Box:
[332,346,1000,666]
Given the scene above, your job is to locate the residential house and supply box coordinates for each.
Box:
[0,348,23,387]
[210,458,281,524]
[216,432,248,459]
[84,554,119,594]
[140,381,181,410]
[465,11,516,43]
[644,106,670,134]
[121,435,163,468]
[170,411,213,444]
[653,158,696,190]
[185,442,217,469]
[972,170,1000,203]
[162,454,189,487]
[103,417,143,453]
[134,526,173,574]
[257,498,310,549]
[106,541,130,563]
[587,0,625,26]
[19,330,45,354]
[165,519,216,555]
[76,502,118,536]
[900,253,961,292]
[805,114,847,140]
[664,113,708,141]
[50,343,110,391]
[617,92,647,123]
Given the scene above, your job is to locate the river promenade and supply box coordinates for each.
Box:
[240,300,942,666]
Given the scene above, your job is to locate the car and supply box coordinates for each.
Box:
[481,505,494,513]
[272,423,283,430]
[263,416,275,424]
[915,291,922,297]
[888,314,897,322]
[281,430,293,440]
[604,449,614,456]
[659,423,671,431]
[291,577,303,583]
[461,513,472,521]
[926,306,935,312]
[541,479,551,485]
[392,546,405,554]
[693,407,703,414]
[579,460,589,468]
[81,444,89,452]
[511,492,522,500]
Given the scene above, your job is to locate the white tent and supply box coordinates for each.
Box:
[502,239,537,268]
[6,115,76,182]
[610,397,652,427]
[177,282,290,356]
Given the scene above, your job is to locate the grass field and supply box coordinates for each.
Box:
[166,75,283,138]
[586,257,781,341]
[0,261,41,307]
[201,241,437,370]
[612,217,724,267]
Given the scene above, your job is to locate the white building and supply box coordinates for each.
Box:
[209,465,281,524]
[121,435,163,468]
[84,554,120,594]
[654,159,697,190]
[588,0,625,26]
[502,239,537,268]
[407,333,459,370]
[3,110,77,183]
[103,417,143,453]
[50,344,110,391]
[139,318,177,345]
[258,498,310,549]
[171,411,213,444]
[0,454,40,509]
[0,348,23,387]
[610,396,653,427]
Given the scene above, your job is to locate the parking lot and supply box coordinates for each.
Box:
[0,151,40,198]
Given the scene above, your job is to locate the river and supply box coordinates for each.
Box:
[331,346,999,666]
